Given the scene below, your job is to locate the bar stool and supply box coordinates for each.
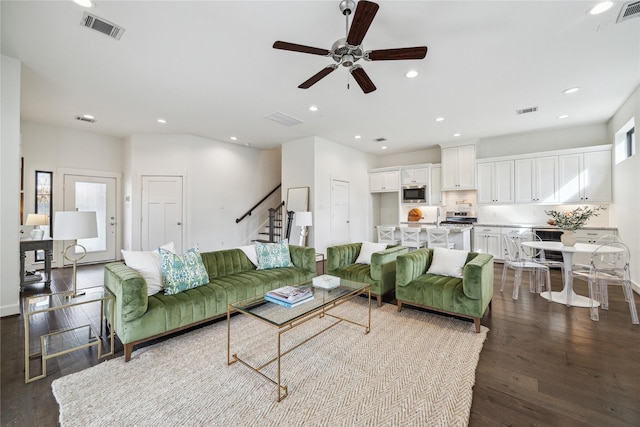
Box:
[377,226,399,245]
[400,227,427,251]
[427,228,455,249]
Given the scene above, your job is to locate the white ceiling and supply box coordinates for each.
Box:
[2,1,639,154]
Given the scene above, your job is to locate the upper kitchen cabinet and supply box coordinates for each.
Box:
[370,169,400,192]
[558,149,612,203]
[441,144,476,190]
[477,160,514,204]
[430,164,443,206]
[514,156,558,203]
[401,166,429,185]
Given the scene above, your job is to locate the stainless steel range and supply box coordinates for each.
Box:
[440,211,477,249]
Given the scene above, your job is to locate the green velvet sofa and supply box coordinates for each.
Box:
[395,248,494,332]
[326,243,409,306]
[104,245,316,361]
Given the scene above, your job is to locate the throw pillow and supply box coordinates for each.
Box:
[427,247,470,278]
[121,242,175,296]
[355,241,387,265]
[255,239,294,270]
[159,246,210,295]
[237,245,258,266]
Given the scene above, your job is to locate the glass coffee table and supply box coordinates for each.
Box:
[227,278,370,401]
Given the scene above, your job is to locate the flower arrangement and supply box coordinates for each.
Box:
[544,206,606,231]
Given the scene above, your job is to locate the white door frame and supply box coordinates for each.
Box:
[55,168,122,268]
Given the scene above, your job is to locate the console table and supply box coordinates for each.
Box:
[20,237,53,290]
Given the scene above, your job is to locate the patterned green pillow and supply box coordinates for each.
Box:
[255,239,294,270]
[159,246,210,295]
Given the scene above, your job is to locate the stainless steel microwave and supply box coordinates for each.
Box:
[402,185,427,204]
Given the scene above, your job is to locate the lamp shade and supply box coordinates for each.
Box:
[53,211,98,240]
[25,214,49,226]
[295,211,313,227]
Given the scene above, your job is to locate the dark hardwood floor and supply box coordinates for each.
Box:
[1,263,639,426]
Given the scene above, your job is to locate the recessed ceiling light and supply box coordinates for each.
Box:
[309,105,318,111]
[230,136,238,141]
[157,118,167,124]
[73,0,94,8]
[83,114,95,120]
[244,143,252,147]
[405,70,419,79]
[453,133,461,137]
[435,117,445,122]
[381,146,388,150]
[558,114,569,119]
[589,1,613,15]
[354,135,361,139]
[563,87,580,94]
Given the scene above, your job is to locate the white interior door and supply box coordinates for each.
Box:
[330,179,350,245]
[63,174,117,264]
[141,176,184,252]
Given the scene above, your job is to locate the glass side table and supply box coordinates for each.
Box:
[24,286,115,383]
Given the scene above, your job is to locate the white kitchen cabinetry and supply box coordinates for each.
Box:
[474,226,502,259]
[477,160,514,204]
[370,170,400,192]
[401,167,429,185]
[441,145,476,190]
[430,165,442,206]
[514,156,558,203]
[572,228,618,266]
[558,150,611,203]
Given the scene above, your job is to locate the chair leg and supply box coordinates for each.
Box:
[500,264,508,292]
[622,282,639,325]
[376,295,383,307]
[474,318,481,333]
[545,269,552,302]
[397,301,403,312]
[124,343,134,362]
[512,269,521,300]
[588,277,600,322]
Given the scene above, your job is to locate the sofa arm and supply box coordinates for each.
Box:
[289,245,316,275]
[327,243,361,271]
[462,253,494,300]
[396,248,432,287]
[104,262,149,322]
[370,245,409,281]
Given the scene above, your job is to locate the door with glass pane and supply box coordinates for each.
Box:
[63,174,117,264]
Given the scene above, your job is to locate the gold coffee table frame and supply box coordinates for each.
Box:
[227,279,371,402]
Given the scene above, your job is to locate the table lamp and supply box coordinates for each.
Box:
[295,211,312,246]
[53,211,98,297]
[25,214,49,239]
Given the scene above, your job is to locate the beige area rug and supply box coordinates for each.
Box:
[52,298,488,427]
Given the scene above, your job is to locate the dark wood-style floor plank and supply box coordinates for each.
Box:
[1,262,639,426]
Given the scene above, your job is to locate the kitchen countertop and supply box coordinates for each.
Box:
[474,223,618,231]
[398,222,473,233]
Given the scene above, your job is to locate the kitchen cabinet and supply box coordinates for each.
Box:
[558,150,612,203]
[474,226,502,259]
[572,228,618,266]
[441,145,476,190]
[429,165,442,206]
[514,156,558,203]
[477,160,514,204]
[370,170,400,192]
[401,167,429,185]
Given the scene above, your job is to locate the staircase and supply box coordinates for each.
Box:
[254,203,294,243]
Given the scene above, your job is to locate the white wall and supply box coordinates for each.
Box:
[374,147,441,168]
[281,137,315,247]
[1,56,21,316]
[608,86,640,287]
[126,134,281,252]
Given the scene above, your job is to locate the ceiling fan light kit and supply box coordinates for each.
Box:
[273,0,428,94]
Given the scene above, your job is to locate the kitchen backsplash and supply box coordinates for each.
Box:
[477,204,612,227]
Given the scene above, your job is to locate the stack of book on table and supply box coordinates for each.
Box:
[265,286,314,308]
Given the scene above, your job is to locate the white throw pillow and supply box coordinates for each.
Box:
[355,241,388,265]
[237,245,258,266]
[427,247,469,278]
[121,242,175,296]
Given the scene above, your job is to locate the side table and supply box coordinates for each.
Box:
[20,237,53,290]
[24,286,115,383]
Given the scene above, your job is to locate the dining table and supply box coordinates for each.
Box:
[520,241,621,308]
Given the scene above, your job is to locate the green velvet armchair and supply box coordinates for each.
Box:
[326,243,409,306]
[395,248,494,332]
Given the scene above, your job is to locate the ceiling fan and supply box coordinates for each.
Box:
[273,0,428,94]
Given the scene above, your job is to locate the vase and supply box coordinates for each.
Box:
[561,230,577,247]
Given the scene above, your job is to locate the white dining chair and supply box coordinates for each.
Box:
[377,226,399,245]
[427,228,455,249]
[400,228,427,251]
[500,232,552,301]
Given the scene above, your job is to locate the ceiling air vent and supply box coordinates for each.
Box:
[264,112,303,126]
[373,137,387,142]
[80,12,125,40]
[516,106,538,115]
[76,116,97,123]
[617,1,640,23]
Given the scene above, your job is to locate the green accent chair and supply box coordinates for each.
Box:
[326,243,409,306]
[395,248,494,332]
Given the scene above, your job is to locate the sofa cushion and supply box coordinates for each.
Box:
[237,245,258,266]
[121,242,175,296]
[355,241,387,265]
[255,239,294,270]
[160,246,210,295]
[427,248,469,278]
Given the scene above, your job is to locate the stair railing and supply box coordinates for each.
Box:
[235,184,281,224]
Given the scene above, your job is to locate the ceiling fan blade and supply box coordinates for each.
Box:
[298,65,338,89]
[367,46,428,61]
[350,66,376,94]
[346,1,379,46]
[273,41,330,56]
